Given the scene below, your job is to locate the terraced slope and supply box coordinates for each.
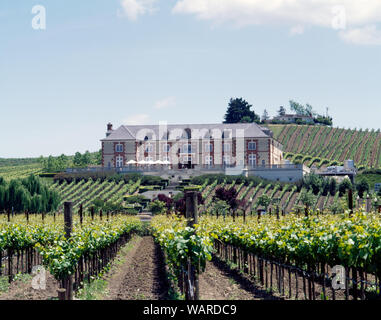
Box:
[267,124,381,169]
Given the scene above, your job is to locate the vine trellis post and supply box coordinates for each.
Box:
[63,202,73,300]
[185,191,199,300]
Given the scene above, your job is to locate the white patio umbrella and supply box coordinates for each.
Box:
[147,160,155,165]
[154,160,164,165]
[127,160,137,165]
[138,160,147,165]
[163,160,171,165]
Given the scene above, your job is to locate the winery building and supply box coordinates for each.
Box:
[100,122,284,170]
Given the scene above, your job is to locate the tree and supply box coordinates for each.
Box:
[278,106,286,116]
[289,100,306,115]
[329,200,343,214]
[82,151,92,166]
[0,175,59,213]
[338,179,352,196]
[329,178,337,196]
[223,98,260,124]
[303,173,322,195]
[214,187,244,211]
[212,200,230,216]
[356,180,370,198]
[261,109,270,122]
[157,194,174,213]
[149,200,166,215]
[73,152,83,167]
[300,192,316,208]
[95,150,102,165]
[305,104,314,117]
[257,194,271,212]
[241,116,252,123]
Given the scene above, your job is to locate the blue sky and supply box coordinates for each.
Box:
[1,0,380,158]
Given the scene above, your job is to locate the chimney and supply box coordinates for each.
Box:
[106,123,113,137]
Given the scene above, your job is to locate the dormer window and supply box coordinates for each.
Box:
[222,130,231,139]
[115,144,124,152]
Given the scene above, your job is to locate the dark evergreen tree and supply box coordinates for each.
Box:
[223,98,260,124]
[356,180,370,198]
[329,178,337,196]
[278,106,286,116]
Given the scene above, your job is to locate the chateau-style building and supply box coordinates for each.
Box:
[101,123,283,169]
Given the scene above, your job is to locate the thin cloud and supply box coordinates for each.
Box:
[339,25,381,45]
[154,96,176,110]
[172,0,381,45]
[124,114,150,125]
[119,0,158,21]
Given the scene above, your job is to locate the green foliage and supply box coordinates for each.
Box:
[124,195,148,205]
[269,124,380,170]
[0,175,60,213]
[329,200,343,214]
[223,98,260,124]
[256,194,271,210]
[149,200,166,215]
[278,106,286,116]
[356,180,370,198]
[151,216,214,277]
[300,191,316,207]
[338,179,353,196]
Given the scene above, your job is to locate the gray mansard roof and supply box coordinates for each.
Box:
[101,123,272,141]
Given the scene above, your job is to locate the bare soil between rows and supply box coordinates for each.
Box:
[105,236,169,300]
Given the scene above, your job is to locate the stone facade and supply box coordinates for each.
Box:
[101,123,284,169]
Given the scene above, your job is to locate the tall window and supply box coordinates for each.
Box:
[205,143,213,153]
[183,144,192,154]
[116,156,124,168]
[262,160,266,166]
[163,143,170,153]
[249,154,256,167]
[223,155,230,166]
[115,144,123,152]
[145,143,153,153]
[223,143,230,152]
[248,142,256,151]
[205,156,213,166]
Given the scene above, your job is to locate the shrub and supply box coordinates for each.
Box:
[149,200,166,215]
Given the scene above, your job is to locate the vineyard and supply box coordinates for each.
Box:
[1,173,381,301]
[267,124,381,169]
[197,176,353,216]
[0,171,379,301]
[50,178,142,212]
[0,163,43,181]
[152,211,381,300]
[0,213,143,299]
